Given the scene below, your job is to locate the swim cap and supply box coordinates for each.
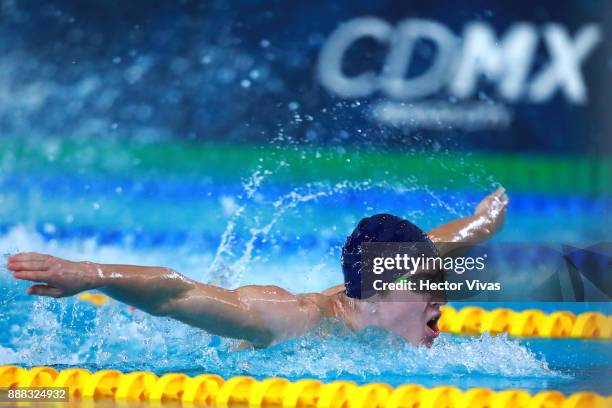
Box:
[341,213,439,299]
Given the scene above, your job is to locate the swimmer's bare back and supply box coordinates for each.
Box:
[7,188,508,348]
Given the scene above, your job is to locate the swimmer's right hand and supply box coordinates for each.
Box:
[7,252,98,298]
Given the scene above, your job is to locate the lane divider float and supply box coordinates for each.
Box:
[77,293,110,306]
[439,306,611,339]
[0,366,610,407]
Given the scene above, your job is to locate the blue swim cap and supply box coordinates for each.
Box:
[341,213,439,299]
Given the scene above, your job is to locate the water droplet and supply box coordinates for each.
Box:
[43,223,56,234]
[249,70,260,79]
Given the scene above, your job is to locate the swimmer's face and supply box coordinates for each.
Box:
[372,290,444,347]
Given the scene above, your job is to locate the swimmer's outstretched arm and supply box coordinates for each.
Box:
[7,254,324,347]
[428,187,509,255]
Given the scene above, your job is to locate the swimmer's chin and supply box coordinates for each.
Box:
[420,335,438,348]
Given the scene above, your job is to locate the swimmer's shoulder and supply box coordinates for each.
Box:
[322,284,346,296]
[236,284,338,319]
[298,292,340,318]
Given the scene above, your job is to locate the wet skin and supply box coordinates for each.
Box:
[7,188,508,348]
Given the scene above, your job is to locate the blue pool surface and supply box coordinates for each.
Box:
[0,162,610,396]
[0,229,610,395]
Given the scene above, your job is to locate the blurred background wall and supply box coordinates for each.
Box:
[0,0,609,268]
[0,0,609,151]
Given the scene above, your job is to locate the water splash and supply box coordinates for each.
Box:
[0,239,598,394]
[209,178,377,287]
[213,325,561,381]
[0,297,563,384]
[0,144,590,392]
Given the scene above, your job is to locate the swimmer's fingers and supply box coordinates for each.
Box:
[8,252,50,262]
[492,186,505,196]
[27,284,64,298]
[492,187,509,205]
[12,270,52,283]
[10,254,57,284]
[7,253,53,272]
[500,193,509,205]
[475,187,509,219]
[7,260,50,272]
[482,187,509,208]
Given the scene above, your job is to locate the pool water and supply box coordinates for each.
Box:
[0,140,610,396]
[1,254,611,394]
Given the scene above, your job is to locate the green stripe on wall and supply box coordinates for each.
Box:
[1,137,610,195]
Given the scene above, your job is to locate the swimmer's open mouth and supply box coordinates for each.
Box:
[426,314,441,336]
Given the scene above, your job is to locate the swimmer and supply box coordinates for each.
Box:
[7,188,508,348]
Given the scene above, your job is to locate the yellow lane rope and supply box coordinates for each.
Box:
[0,366,609,407]
[439,306,611,339]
